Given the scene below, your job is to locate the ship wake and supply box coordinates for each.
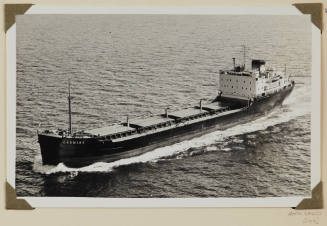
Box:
[33,85,310,175]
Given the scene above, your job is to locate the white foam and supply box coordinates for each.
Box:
[33,155,58,174]
[34,85,310,175]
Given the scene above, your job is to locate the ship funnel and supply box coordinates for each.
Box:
[251,60,265,71]
[232,58,236,71]
[126,115,130,127]
[165,108,168,118]
[200,99,203,112]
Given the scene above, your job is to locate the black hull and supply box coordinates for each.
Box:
[38,86,294,167]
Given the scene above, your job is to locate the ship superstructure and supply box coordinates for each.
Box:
[218,58,292,103]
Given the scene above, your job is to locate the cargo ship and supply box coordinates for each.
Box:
[38,58,295,167]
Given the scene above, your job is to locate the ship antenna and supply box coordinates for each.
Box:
[242,45,246,70]
[68,79,72,135]
[284,64,287,77]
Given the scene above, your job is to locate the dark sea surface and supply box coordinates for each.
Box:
[15,15,311,197]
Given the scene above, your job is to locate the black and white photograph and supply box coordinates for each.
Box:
[9,6,321,206]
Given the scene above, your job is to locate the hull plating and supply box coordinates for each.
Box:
[38,86,294,167]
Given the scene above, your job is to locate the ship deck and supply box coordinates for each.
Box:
[129,116,174,128]
[198,103,229,112]
[82,101,236,139]
[86,124,135,137]
[168,108,204,119]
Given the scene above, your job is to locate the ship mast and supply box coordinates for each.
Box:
[242,45,246,70]
[284,64,287,76]
[68,79,72,135]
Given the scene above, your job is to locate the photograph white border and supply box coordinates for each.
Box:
[6,5,321,207]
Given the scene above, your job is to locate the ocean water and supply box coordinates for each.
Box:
[15,15,311,197]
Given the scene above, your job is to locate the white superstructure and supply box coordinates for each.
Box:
[218,59,292,100]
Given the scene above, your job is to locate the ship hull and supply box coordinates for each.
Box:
[38,85,294,167]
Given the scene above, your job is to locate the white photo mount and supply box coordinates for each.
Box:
[5,4,322,209]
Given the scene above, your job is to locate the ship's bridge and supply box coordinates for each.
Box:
[219,70,252,77]
[218,58,291,101]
